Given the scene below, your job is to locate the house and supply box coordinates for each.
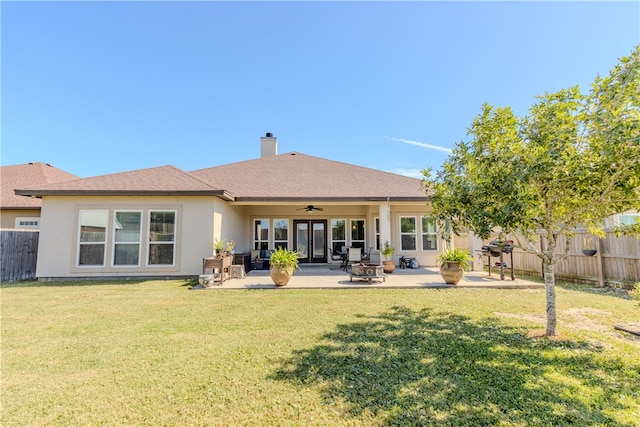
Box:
[15,134,440,280]
[1,162,79,229]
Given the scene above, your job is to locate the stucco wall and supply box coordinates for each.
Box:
[0,209,40,229]
[36,196,245,279]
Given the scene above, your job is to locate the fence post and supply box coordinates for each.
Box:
[596,235,605,287]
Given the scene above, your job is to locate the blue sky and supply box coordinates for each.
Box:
[2,1,639,179]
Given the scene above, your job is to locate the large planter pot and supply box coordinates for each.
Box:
[439,262,464,285]
[382,261,395,274]
[270,265,294,287]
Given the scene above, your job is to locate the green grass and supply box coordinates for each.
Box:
[2,280,639,426]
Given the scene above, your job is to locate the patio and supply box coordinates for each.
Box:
[196,264,545,290]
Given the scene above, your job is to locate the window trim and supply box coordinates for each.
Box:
[77,209,109,268]
[399,215,417,252]
[72,205,181,273]
[273,218,289,250]
[147,210,177,267]
[15,217,40,229]
[112,209,143,268]
[253,218,270,250]
[331,218,346,254]
[421,215,438,251]
[350,218,366,250]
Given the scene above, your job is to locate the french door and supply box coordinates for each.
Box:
[293,220,327,263]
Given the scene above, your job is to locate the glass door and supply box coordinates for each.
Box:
[294,220,327,263]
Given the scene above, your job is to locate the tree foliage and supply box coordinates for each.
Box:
[423,45,640,336]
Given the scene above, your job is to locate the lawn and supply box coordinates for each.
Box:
[2,280,639,426]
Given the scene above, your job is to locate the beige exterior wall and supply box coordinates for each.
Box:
[35,197,439,279]
[0,209,40,229]
[36,196,246,279]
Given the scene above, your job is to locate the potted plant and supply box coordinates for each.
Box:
[437,247,472,285]
[380,241,396,273]
[581,237,597,256]
[269,247,300,286]
[213,238,226,257]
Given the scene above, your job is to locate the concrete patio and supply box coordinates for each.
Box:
[198,264,545,290]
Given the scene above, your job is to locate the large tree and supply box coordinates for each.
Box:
[424,46,640,336]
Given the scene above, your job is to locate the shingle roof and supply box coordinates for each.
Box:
[14,153,430,202]
[190,152,429,201]
[14,165,232,199]
[1,162,79,209]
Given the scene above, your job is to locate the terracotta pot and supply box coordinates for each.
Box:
[439,262,464,285]
[382,260,395,274]
[270,265,294,286]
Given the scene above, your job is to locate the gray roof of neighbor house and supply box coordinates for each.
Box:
[1,162,79,209]
[15,152,429,202]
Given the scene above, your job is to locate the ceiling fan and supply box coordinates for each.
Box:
[296,205,324,212]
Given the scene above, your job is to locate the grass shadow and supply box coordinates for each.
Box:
[271,306,638,426]
[556,282,633,300]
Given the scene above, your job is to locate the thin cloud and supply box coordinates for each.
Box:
[386,168,425,179]
[386,136,452,154]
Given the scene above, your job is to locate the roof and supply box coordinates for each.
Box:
[14,153,430,202]
[14,165,233,200]
[191,152,428,202]
[1,162,79,209]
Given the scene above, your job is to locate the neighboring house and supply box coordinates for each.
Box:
[612,210,640,227]
[1,162,79,229]
[16,134,439,280]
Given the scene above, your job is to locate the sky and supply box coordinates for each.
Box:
[2,1,639,179]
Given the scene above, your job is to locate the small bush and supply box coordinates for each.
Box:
[633,282,640,302]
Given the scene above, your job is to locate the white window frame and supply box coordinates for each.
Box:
[331,219,347,254]
[15,217,40,229]
[147,210,177,267]
[112,210,142,267]
[421,216,438,251]
[618,213,640,226]
[254,218,270,250]
[350,218,365,250]
[77,209,109,267]
[374,217,380,251]
[273,218,289,250]
[399,216,417,251]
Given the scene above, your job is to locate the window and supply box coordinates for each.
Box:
[350,219,365,250]
[400,216,417,251]
[15,217,40,229]
[331,219,346,254]
[421,216,438,250]
[148,211,176,266]
[274,219,288,250]
[619,214,640,226]
[78,210,108,266]
[374,217,380,251]
[113,211,142,266]
[254,219,270,250]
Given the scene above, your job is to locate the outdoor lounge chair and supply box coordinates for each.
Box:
[345,247,362,271]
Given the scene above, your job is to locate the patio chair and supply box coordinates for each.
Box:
[330,247,343,262]
[345,247,362,271]
[361,246,373,262]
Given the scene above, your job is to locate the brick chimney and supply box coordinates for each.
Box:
[260,132,278,157]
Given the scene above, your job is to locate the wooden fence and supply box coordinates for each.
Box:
[1,229,39,282]
[455,231,640,288]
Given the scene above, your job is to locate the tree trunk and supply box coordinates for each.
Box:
[542,259,557,336]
